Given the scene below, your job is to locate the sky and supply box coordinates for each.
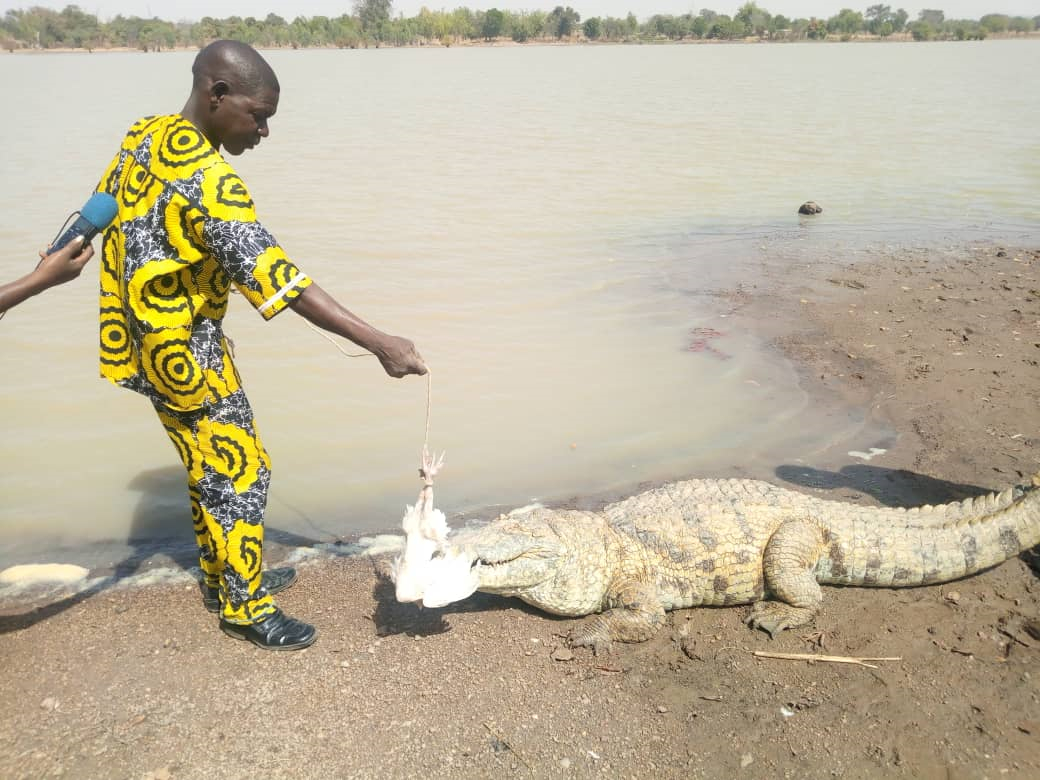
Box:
[1,1,1035,23]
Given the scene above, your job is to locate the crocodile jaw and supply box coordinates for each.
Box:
[443,511,611,616]
[465,525,562,593]
[472,549,560,594]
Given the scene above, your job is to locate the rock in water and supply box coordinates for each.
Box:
[0,563,89,586]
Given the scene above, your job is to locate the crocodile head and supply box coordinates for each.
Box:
[425,508,609,616]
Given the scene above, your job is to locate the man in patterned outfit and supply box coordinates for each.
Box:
[96,40,427,650]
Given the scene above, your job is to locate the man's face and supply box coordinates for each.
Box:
[213,85,279,156]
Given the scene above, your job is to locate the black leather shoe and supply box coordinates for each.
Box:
[220,609,317,650]
[201,566,299,613]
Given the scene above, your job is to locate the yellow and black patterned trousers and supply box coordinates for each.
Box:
[154,390,276,625]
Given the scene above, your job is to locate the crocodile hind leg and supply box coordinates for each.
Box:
[746,519,825,638]
[569,582,665,654]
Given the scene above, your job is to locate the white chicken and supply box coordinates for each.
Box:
[390,448,479,606]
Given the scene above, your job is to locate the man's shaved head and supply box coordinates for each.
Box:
[192,40,279,96]
[182,39,280,156]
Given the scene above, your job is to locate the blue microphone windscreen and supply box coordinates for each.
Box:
[80,192,118,231]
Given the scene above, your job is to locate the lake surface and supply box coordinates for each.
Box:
[1,41,1038,571]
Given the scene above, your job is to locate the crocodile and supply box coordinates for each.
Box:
[418,475,1040,652]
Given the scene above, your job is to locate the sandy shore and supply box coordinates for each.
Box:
[1,241,1038,779]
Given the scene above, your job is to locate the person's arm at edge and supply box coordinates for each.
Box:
[0,238,94,315]
[289,281,427,378]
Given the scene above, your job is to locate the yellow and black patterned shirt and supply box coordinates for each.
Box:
[96,114,311,411]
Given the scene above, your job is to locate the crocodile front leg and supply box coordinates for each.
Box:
[746,519,825,638]
[569,582,665,654]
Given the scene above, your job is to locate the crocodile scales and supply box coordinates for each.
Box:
[424,475,1040,652]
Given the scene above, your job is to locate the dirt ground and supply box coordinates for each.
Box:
[2,241,1038,780]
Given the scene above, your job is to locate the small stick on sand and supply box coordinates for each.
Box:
[997,626,1032,649]
[752,651,902,670]
[483,722,530,769]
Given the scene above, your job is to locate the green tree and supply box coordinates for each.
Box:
[805,17,828,39]
[482,8,504,40]
[288,16,314,47]
[142,19,176,51]
[414,7,443,41]
[510,10,544,42]
[510,24,528,41]
[446,7,475,42]
[735,2,771,37]
[950,21,985,39]
[648,14,687,38]
[18,7,58,47]
[9,2,1028,51]
[547,6,580,39]
[706,14,741,39]
[60,5,100,49]
[264,13,290,46]
[1008,16,1035,32]
[1010,16,1035,32]
[355,0,391,35]
[331,14,363,47]
[304,16,333,46]
[193,15,222,45]
[909,20,934,40]
[770,14,791,35]
[600,14,633,39]
[828,8,864,36]
[979,14,1009,33]
[866,4,891,34]
[2,9,34,46]
[917,9,944,27]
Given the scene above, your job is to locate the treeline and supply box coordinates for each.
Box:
[2,3,1039,52]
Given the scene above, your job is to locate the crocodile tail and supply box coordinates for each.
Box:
[940,483,1040,580]
[818,482,1040,587]
[879,486,1020,528]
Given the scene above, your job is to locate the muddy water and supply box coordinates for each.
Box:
[1,42,1038,571]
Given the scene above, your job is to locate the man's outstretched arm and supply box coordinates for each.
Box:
[289,282,427,378]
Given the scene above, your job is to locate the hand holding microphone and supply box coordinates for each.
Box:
[37,192,117,289]
[36,192,117,290]
[0,192,118,316]
[36,236,95,285]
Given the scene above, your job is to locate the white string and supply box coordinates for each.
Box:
[304,320,374,358]
[423,367,432,453]
[304,320,433,452]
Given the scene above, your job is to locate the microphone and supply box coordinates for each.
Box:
[50,192,118,253]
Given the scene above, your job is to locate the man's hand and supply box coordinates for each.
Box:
[374,334,427,378]
[37,237,95,288]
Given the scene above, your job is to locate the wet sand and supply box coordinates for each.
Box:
[1,241,1038,779]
